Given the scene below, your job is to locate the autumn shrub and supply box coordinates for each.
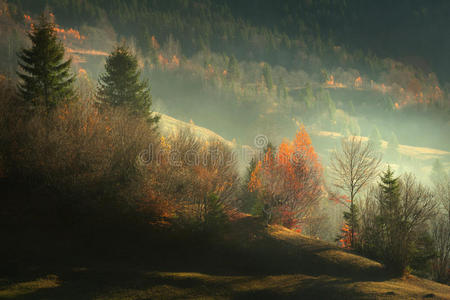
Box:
[140,130,240,231]
[1,89,158,227]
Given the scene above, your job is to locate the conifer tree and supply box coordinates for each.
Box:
[379,166,401,215]
[227,55,240,82]
[298,83,314,109]
[17,14,75,109]
[262,63,273,91]
[377,166,402,270]
[97,44,158,122]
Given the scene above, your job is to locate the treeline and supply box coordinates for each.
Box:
[7,0,450,84]
[0,15,241,249]
[328,137,450,281]
[2,0,449,151]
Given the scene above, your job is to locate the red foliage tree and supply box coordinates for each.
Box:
[249,125,324,229]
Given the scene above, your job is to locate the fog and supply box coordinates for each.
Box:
[1,4,448,186]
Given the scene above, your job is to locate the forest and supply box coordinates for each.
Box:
[0,1,449,299]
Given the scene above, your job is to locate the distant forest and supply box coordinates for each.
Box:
[7,0,450,85]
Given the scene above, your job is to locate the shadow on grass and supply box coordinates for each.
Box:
[0,216,396,300]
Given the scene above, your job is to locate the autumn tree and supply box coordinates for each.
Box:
[97,44,158,122]
[431,177,450,282]
[249,125,323,229]
[329,136,382,247]
[144,130,239,227]
[17,14,75,109]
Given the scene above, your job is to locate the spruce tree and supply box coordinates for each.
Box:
[97,45,158,122]
[262,63,273,91]
[227,55,240,82]
[241,158,259,214]
[379,166,401,214]
[17,14,75,109]
[377,166,403,271]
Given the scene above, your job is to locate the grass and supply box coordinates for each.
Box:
[1,216,449,299]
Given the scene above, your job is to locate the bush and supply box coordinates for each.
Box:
[140,130,240,229]
[1,85,159,226]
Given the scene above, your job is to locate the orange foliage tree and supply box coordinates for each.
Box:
[249,126,324,230]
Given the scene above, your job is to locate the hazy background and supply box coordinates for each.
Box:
[0,0,449,184]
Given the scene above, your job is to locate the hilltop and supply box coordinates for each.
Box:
[1,216,449,299]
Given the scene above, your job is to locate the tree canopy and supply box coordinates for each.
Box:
[97,45,158,122]
[17,14,75,109]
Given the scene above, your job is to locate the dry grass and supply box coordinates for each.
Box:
[317,131,450,162]
[0,276,60,299]
[1,218,449,300]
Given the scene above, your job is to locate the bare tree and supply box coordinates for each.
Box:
[432,179,450,283]
[329,136,382,247]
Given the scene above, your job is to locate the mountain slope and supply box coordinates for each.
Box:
[1,216,449,299]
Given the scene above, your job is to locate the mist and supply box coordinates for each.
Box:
[1,0,449,297]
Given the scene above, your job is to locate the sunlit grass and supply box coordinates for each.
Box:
[0,275,59,298]
[1,222,449,300]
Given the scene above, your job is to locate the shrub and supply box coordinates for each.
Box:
[140,130,240,228]
[1,86,158,226]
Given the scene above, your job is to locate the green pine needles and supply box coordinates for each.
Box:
[17,14,75,109]
[97,45,158,123]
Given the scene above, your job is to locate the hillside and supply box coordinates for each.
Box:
[1,1,449,297]
[1,216,449,299]
[158,111,450,180]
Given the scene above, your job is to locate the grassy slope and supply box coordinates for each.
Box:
[1,216,449,300]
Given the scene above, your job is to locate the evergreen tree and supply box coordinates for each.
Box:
[97,45,158,122]
[298,83,314,109]
[17,14,75,109]
[262,63,273,91]
[320,69,328,84]
[204,193,228,231]
[241,158,259,213]
[227,55,240,82]
[369,168,437,274]
[377,166,403,271]
[278,76,286,99]
[379,166,401,214]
